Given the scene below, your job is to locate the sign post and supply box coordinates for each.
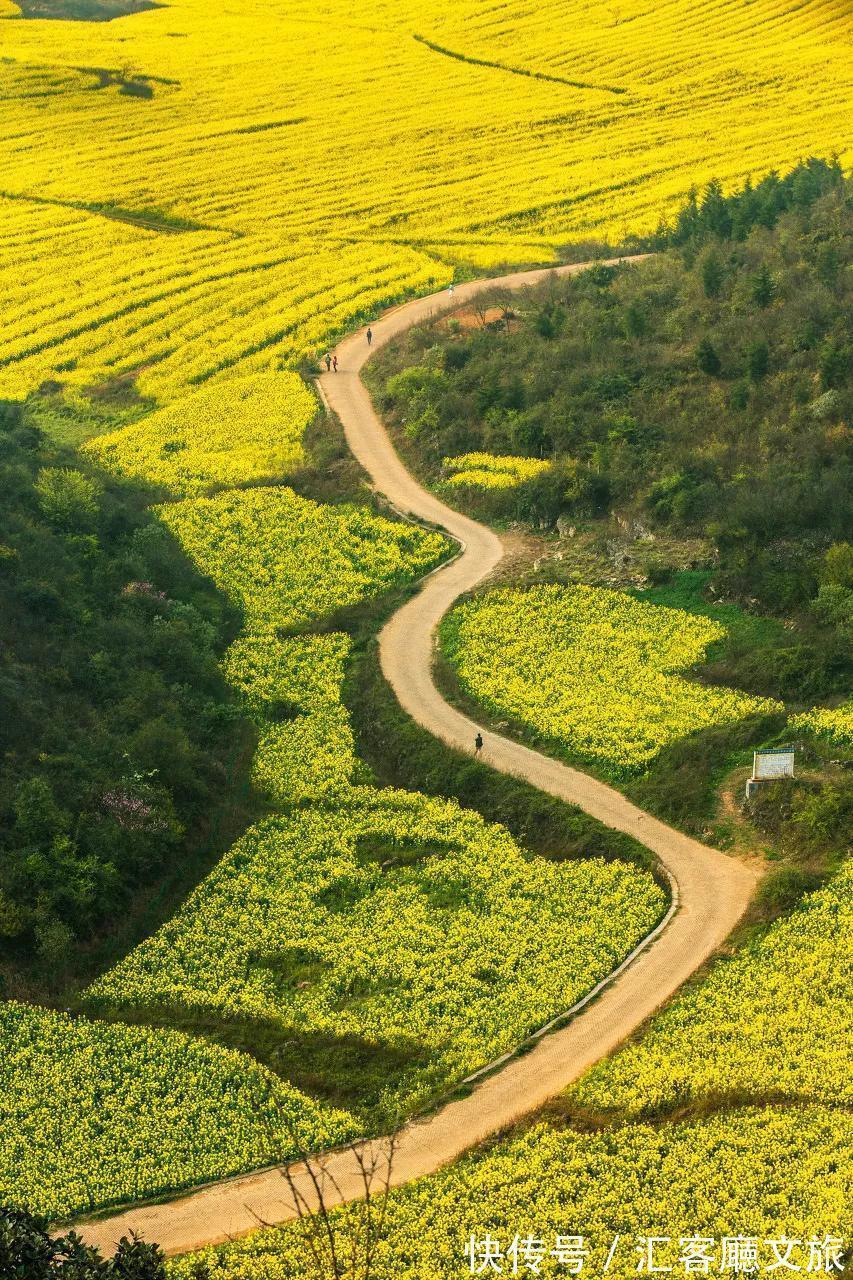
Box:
[745,746,795,799]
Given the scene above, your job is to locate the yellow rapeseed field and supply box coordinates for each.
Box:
[86,372,317,495]
[0,0,850,1231]
[442,585,781,772]
[0,0,850,402]
[791,700,853,745]
[441,453,552,490]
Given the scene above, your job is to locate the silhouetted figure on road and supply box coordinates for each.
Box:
[332,354,338,372]
[474,732,483,755]
[325,353,332,372]
[367,327,373,346]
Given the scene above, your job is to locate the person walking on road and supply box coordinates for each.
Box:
[332,354,338,372]
[324,352,332,372]
[474,731,483,756]
[366,326,373,347]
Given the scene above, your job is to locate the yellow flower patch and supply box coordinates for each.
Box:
[157,485,448,632]
[87,790,665,1115]
[87,372,316,496]
[443,585,781,772]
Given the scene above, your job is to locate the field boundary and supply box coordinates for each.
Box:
[412,33,627,95]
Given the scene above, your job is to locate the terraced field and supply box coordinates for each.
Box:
[0,0,850,400]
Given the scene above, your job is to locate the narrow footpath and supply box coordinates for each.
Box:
[79,259,760,1258]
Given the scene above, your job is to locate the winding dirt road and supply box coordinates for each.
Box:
[79,260,760,1258]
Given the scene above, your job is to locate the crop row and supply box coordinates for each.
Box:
[1,0,849,399]
[0,201,447,400]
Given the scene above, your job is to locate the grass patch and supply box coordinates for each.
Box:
[633,571,787,655]
[23,385,153,449]
[354,833,461,870]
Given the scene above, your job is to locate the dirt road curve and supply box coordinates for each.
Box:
[79,260,760,1259]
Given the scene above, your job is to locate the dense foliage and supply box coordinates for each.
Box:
[87,790,664,1121]
[664,159,846,247]
[373,169,852,627]
[0,407,248,984]
[1,1205,167,1280]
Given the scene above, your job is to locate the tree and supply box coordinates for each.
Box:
[587,262,617,288]
[815,243,840,290]
[818,337,850,391]
[277,1135,399,1280]
[699,178,732,239]
[34,467,101,529]
[534,302,565,340]
[251,1102,401,1280]
[821,542,853,590]
[747,340,769,382]
[701,251,725,298]
[696,337,721,375]
[624,301,647,338]
[750,263,775,308]
[12,777,68,845]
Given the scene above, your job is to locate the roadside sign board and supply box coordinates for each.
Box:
[753,747,795,780]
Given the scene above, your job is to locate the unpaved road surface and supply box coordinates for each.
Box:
[78,260,760,1258]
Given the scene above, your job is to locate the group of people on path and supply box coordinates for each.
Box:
[324,326,374,374]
